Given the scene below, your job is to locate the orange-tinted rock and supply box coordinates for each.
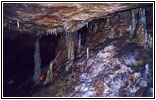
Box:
[3,3,151,35]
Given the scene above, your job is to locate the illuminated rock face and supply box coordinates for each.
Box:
[3,3,151,36]
[74,45,149,97]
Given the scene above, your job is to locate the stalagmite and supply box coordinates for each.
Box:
[87,47,89,59]
[44,51,60,85]
[33,39,41,85]
[44,60,53,85]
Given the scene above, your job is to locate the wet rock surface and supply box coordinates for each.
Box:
[73,44,152,97]
[3,3,151,37]
[30,6,153,97]
[31,42,153,97]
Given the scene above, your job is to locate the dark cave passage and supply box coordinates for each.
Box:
[40,35,60,68]
[3,30,59,97]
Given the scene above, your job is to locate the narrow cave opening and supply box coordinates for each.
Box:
[77,25,89,46]
[40,35,60,68]
[3,30,60,97]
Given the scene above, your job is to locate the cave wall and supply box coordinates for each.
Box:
[44,5,153,80]
[31,5,153,97]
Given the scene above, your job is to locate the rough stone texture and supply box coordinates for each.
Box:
[3,3,152,37]
[3,3,153,97]
[73,44,150,97]
[30,5,153,97]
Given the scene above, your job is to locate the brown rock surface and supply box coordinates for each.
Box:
[3,3,151,36]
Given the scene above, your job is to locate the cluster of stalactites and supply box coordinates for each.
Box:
[132,8,153,49]
[64,27,84,73]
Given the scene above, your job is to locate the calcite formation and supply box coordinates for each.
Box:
[3,3,151,37]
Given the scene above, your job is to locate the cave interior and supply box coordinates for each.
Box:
[3,3,153,97]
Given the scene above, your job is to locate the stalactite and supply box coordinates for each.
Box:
[93,23,98,34]
[65,32,71,60]
[106,18,115,39]
[71,40,75,61]
[140,8,148,42]
[130,9,136,38]
[71,40,75,75]
[17,20,19,29]
[78,33,81,54]
[65,32,75,73]
[86,22,89,28]
[47,28,59,36]
[106,18,110,25]
[133,8,147,47]
[72,31,78,47]
[65,32,71,72]
[72,31,78,58]
[33,39,41,85]
[140,8,148,48]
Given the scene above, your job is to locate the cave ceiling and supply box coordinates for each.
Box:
[3,3,152,37]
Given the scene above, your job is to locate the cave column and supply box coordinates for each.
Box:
[65,32,75,74]
[65,32,71,60]
[71,38,75,75]
[33,39,41,85]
